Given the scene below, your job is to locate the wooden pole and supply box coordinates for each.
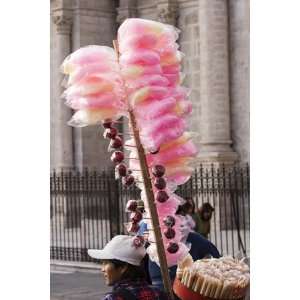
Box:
[113,40,174,300]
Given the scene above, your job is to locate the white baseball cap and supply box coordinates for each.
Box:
[88,235,146,266]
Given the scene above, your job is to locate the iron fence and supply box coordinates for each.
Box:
[50,164,249,262]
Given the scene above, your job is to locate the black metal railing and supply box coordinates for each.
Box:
[50,164,250,262]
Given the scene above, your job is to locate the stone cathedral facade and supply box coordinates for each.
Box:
[50,0,249,171]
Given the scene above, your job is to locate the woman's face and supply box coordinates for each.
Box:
[100,261,127,286]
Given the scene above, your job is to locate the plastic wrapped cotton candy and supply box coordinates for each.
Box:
[126,74,170,90]
[120,49,160,66]
[68,109,124,127]
[118,18,179,41]
[128,86,169,106]
[134,97,177,120]
[149,139,198,165]
[61,45,127,127]
[61,45,117,73]
[139,114,187,152]
[65,62,120,86]
[118,19,179,53]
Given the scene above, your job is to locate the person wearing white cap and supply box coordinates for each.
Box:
[88,235,170,300]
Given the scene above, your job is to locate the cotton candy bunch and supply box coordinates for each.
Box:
[61,45,127,127]
[118,19,198,186]
[60,18,199,268]
[116,18,198,267]
[118,18,192,153]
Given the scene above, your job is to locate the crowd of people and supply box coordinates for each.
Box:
[88,199,218,300]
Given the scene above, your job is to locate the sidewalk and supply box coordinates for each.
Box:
[51,261,111,300]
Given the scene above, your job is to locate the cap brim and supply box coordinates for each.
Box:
[87,249,115,260]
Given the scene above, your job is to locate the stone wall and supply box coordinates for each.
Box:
[177,0,201,148]
[228,0,250,163]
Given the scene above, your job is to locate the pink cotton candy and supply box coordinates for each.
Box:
[121,64,163,79]
[119,33,159,52]
[159,132,195,152]
[65,93,126,110]
[140,115,186,151]
[129,86,169,106]
[62,46,116,70]
[125,74,170,89]
[118,18,179,47]
[174,99,193,117]
[149,140,198,165]
[63,74,124,98]
[134,97,176,120]
[166,167,194,186]
[162,73,180,86]
[120,50,160,66]
[119,32,179,54]
[164,242,190,267]
[67,63,120,85]
[162,64,181,74]
[63,82,113,98]
[155,193,181,215]
[118,18,179,39]
[160,50,183,66]
[68,109,125,127]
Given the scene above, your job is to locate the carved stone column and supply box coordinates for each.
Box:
[51,11,74,170]
[198,0,238,165]
[116,0,138,25]
[157,0,178,25]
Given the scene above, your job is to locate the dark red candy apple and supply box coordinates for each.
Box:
[130,211,143,223]
[156,190,169,203]
[163,215,176,227]
[122,175,135,186]
[115,163,127,177]
[102,119,113,129]
[111,151,124,163]
[110,136,123,149]
[133,236,145,248]
[154,177,166,190]
[103,128,118,139]
[127,222,140,233]
[167,242,179,254]
[152,165,166,177]
[164,227,176,239]
[126,200,138,212]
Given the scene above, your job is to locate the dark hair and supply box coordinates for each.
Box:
[102,259,146,281]
[176,198,195,215]
[199,202,215,214]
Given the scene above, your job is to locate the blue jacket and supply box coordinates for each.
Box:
[148,231,220,291]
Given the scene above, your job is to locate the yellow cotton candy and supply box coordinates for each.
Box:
[68,109,120,127]
[128,87,149,106]
[61,61,75,75]
[121,65,143,79]
[160,51,183,66]
[164,157,196,167]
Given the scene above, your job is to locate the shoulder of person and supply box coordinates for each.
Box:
[187,231,209,244]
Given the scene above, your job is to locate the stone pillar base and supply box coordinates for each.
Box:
[197,151,239,166]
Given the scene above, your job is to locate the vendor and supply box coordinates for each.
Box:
[88,235,170,300]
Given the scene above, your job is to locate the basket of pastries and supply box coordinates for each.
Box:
[173,254,250,300]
